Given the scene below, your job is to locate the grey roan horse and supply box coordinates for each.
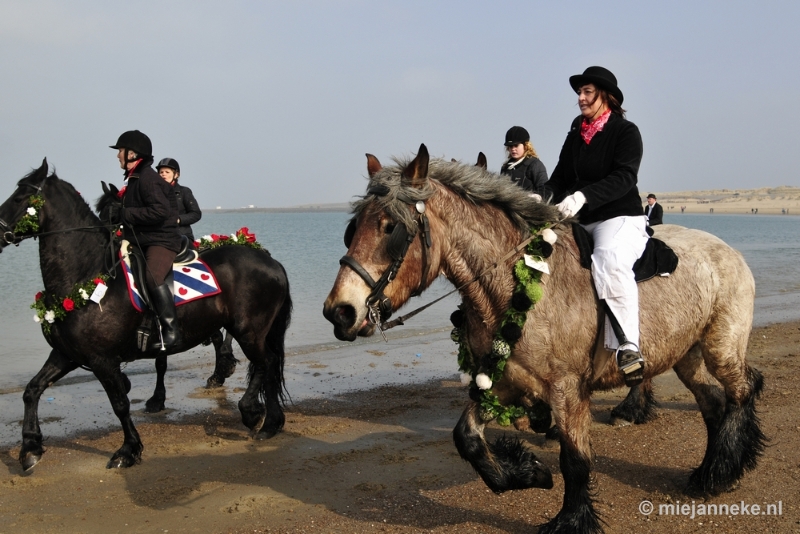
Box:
[323,145,766,533]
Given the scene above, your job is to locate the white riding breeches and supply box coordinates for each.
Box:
[582,216,649,350]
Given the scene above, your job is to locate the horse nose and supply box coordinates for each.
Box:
[322,302,357,330]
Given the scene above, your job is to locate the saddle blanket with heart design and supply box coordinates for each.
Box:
[121,252,221,312]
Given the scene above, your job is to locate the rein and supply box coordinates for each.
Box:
[341,183,545,340]
[379,229,541,332]
[1,177,122,278]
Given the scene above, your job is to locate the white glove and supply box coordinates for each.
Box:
[528,193,542,202]
[556,191,586,218]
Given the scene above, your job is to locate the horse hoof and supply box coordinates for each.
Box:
[248,414,267,438]
[609,416,633,427]
[20,452,42,471]
[143,400,165,414]
[106,454,138,469]
[205,374,224,389]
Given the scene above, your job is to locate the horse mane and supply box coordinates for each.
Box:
[351,157,564,233]
[19,162,100,223]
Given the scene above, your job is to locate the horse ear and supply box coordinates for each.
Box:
[451,158,457,163]
[476,152,487,169]
[101,181,110,196]
[39,158,48,174]
[366,154,382,178]
[402,143,429,188]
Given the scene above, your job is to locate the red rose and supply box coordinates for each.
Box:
[115,229,122,237]
[194,240,201,248]
[245,234,256,243]
[210,233,220,242]
[93,278,104,285]
[35,291,43,301]
[63,298,75,312]
[219,235,229,241]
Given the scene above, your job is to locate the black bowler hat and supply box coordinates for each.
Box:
[504,126,530,147]
[647,193,657,199]
[569,66,624,105]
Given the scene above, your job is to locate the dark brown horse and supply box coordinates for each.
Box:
[323,145,765,533]
[0,160,292,470]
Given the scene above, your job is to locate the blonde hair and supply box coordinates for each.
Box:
[505,140,539,160]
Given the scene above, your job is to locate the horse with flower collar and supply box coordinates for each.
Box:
[0,159,292,471]
[323,144,765,534]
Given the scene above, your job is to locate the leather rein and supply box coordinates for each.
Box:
[339,184,544,340]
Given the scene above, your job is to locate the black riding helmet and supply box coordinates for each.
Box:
[110,130,153,159]
[156,158,180,174]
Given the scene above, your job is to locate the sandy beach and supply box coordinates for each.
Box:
[647,186,800,215]
[1,320,798,533]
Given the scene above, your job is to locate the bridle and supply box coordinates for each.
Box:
[339,184,432,337]
[1,175,122,277]
[0,176,48,246]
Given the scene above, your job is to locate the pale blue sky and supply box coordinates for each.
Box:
[1,1,797,208]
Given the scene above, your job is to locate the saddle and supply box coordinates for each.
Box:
[122,236,200,351]
[571,223,678,282]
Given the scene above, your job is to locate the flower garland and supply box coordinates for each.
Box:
[32,275,109,335]
[451,226,558,426]
[195,227,263,250]
[14,194,45,234]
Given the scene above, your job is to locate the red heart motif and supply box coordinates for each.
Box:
[201,274,210,280]
[178,287,188,295]
[182,267,191,273]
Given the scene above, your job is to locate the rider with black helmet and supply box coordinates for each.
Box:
[156,158,202,247]
[109,130,182,351]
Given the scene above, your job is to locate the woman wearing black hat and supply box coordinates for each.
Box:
[500,126,548,197]
[157,158,202,247]
[109,130,182,351]
[545,66,648,386]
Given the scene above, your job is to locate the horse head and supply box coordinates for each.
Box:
[95,181,122,224]
[323,144,444,341]
[0,159,49,251]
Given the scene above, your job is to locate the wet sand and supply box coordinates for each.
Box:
[1,322,799,533]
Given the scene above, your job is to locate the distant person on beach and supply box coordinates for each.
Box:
[157,158,202,248]
[545,66,647,386]
[500,126,548,198]
[645,193,663,225]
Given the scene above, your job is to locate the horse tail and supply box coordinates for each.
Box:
[264,269,292,405]
[453,403,553,493]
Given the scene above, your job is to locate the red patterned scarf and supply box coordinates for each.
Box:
[580,109,612,144]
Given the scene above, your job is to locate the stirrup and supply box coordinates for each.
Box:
[616,344,644,387]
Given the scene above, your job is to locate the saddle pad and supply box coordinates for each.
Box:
[571,223,678,282]
[121,252,222,312]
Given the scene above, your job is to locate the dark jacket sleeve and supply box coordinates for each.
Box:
[528,159,548,195]
[543,117,582,203]
[123,172,171,226]
[179,185,202,226]
[579,121,643,211]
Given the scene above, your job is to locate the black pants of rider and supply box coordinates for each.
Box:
[144,245,181,350]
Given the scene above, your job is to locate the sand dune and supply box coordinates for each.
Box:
[646,185,800,215]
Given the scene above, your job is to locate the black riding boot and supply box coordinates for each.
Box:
[151,283,182,351]
[617,344,644,387]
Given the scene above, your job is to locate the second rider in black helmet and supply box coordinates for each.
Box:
[109,130,182,351]
[156,158,202,248]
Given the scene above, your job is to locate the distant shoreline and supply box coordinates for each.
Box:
[204,184,800,215]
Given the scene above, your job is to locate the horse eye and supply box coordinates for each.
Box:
[385,223,396,235]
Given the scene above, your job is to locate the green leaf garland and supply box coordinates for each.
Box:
[452,225,551,426]
[32,274,109,335]
[14,194,45,234]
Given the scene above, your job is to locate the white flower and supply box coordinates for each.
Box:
[27,207,37,216]
[44,310,56,323]
[231,233,238,240]
[542,228,558,245]
[33,314,41,323]
[460,373,472,385]
[79,289,89,300]
[202,235,213,241]
[475,373,492,390]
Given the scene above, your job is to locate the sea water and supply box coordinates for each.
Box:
[0,211,798,391]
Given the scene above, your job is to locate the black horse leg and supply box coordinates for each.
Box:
[94,364,143,468]
[609,378,657,426]
[19,349,79,471]
[206,330,237,388]
[144,354,168,413]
